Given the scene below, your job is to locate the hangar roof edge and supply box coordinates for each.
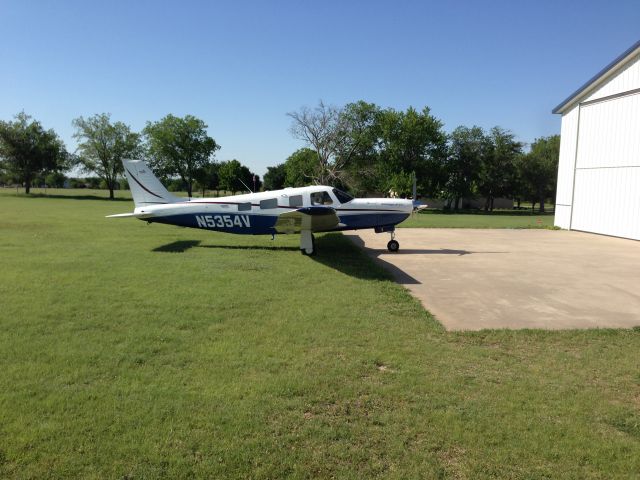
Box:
[552,39,640,115]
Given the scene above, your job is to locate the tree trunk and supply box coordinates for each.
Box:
[484,197,490,212]
[25,179,31,194]
[531,201,536,213]
[109,186,114,200]
[490,197,495,212]
[516,198,521,209]
[539,196,545,213]
[187,183,192,198]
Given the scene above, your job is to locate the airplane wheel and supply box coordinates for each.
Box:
[387,240,399,252]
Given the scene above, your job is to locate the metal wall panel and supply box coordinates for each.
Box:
[577,93,640,168]
[554,204,572,230]
[571,167,640,240]
[584,52,640,102]
[555,105,579,209]
[570,93,640,240]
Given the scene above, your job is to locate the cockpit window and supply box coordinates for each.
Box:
[332,188,353,204]
[310,191,333,206]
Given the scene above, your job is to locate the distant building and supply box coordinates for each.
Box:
[553,40,640,240]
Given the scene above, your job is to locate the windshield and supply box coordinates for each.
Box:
[332,188,353,204]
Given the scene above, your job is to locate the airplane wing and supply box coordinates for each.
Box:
[274,206,340,233]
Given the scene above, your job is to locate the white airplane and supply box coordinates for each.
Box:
[108,159,416,255]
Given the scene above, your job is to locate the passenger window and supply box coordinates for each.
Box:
[310,191,333,206]
[260,198,277,209]
[288,195,303,207]
[237,202,252,211]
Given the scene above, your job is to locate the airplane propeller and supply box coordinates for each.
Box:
[410,175,427,215]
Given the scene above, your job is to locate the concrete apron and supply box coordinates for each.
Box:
[344,228,640,330]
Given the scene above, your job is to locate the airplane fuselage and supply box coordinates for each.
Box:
[115,160,416,254]
[136,186,412,235]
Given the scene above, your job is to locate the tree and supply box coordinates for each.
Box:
[518,135,560,212]
[477,127,522,211]
[288,101,448,196]
[73,113,141,199]
[45,171,67,188]
[263,163,286,190]
[218,159,253,193]
[376,106,448,197]
[284,148,319,187]
[442,126,486,209]
[238,165,261,193]
[287,101,351,185]
[0,112,68,194]
[194,161,219,197]
[143,114,220,198]
[338,101,383,194]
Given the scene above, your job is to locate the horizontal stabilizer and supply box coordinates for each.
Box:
[105,212,153,219]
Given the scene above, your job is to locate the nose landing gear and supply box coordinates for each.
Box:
[387,231,400,252]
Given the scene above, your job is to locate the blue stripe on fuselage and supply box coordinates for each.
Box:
[148,211,410,234]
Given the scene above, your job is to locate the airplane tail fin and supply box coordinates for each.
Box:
[122,159,180,208]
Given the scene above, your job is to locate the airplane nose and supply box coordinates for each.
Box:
[412,199,427,211]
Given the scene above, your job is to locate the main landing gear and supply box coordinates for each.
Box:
[300,231,316,256]
[387,231,400,253]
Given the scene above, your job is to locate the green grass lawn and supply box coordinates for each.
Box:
[1,189,639,479]
[400,209,556,229]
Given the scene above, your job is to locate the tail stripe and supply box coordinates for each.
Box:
[125,168,163,199]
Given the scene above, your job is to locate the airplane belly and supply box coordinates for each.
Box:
[153,212,279,235]
[337,211,410,230]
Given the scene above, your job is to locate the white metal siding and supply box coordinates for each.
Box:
[554,105,579,228]
[570,93,640,240]
[584,52,640,103]
[571,167,640,239]
[577,93,640,168]
[555,106,579,203]
[554,204,572,229]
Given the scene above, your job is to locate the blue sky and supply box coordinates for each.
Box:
[1,0,639,176]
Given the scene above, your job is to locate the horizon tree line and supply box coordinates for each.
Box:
[265,100,559,212]
[0,111,262,199]
[0,104,559,211]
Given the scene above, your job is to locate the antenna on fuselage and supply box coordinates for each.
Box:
[238,178,253,193]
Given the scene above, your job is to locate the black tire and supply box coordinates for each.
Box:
[387,240,399,252]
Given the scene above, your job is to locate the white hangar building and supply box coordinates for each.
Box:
[553,40,640,240]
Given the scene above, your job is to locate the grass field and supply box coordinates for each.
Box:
[1,189,639,479]
[400,209,556,229]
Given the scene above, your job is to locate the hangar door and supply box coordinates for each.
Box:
[571,91,640,240]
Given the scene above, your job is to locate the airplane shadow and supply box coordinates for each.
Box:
[338,234,508,285]
[310,233,413,282]
[152,240,201,252]
[197,244,299,252]
[152,239,299,253]
[150,234,506,286]
[150,235,402,282]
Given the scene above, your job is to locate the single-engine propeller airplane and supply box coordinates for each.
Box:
[108,159,419,255]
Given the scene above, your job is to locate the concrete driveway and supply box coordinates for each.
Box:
[344,229,640,330]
